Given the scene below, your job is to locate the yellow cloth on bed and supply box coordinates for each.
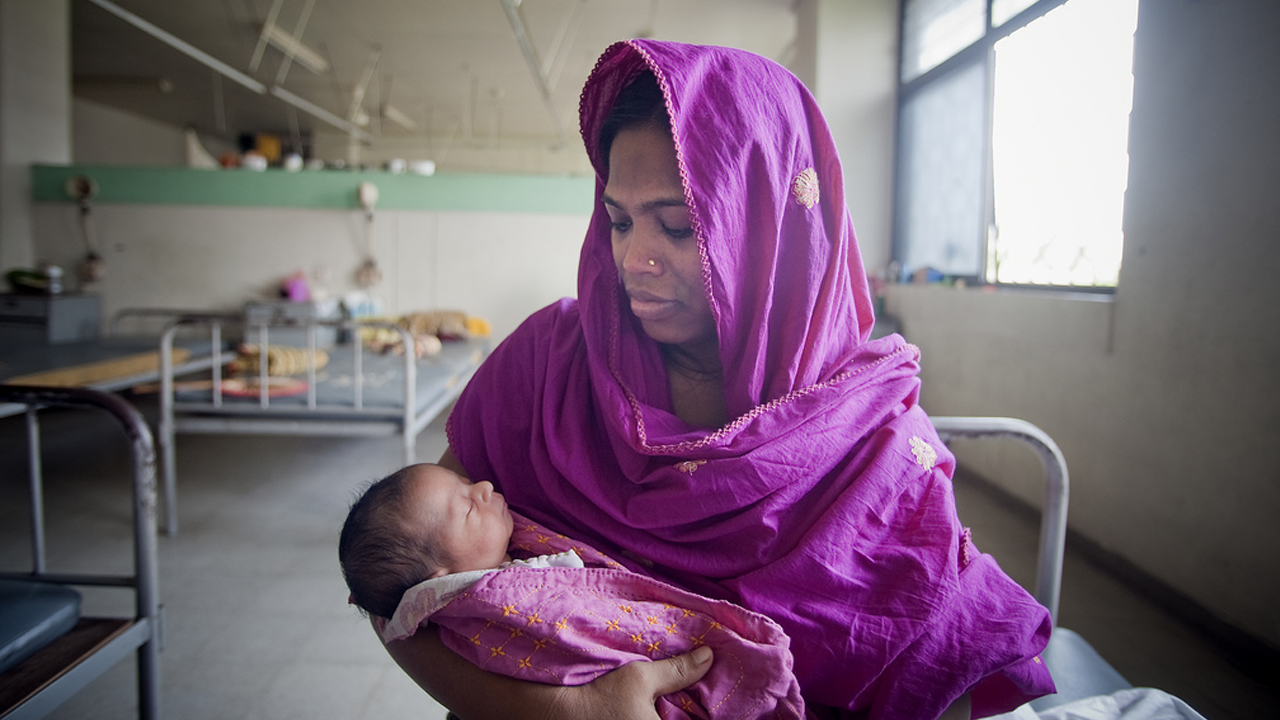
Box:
[5,349,191,388]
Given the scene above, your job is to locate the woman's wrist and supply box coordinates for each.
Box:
[380,620,712,720]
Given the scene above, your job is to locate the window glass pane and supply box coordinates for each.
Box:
[902,0,986,82]
[896,60,987,278]
[991,0,1038,27]
[989,0,1137,286]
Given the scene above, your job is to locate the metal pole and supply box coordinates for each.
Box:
[26,406,46,574]
[160,323,180,535]
[122,393,162,720]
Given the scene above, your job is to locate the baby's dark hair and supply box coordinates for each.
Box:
[597,69,671,168]
[339,465,448,618]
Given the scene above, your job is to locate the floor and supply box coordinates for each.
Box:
[1,401,1276,720]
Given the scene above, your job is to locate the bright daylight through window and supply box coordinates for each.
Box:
[895,0,1139,288]
[989,0,1138,286]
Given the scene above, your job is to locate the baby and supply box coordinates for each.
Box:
[339,463,806,719]
[340,462,521,619]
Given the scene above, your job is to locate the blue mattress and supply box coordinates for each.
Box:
[0,579,81,675]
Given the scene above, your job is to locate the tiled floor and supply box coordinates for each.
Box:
[1,402,1276,719]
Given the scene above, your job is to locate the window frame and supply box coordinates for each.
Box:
[891,0,1120,294]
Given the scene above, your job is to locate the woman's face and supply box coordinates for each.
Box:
[401,464,513,576]
[604,124,717,354]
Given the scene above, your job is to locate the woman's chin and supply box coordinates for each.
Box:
[638,320,692,346]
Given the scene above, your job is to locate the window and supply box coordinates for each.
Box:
[894,0,1138,288]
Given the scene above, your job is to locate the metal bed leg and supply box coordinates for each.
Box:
[159,426,177,538]
[126,397,163,720]
[26,407,47,574]
[403,427,416,466]
[160,325,179,536]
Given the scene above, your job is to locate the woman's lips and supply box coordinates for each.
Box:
[627,289,677,319]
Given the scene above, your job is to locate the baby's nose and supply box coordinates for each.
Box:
[474,481,494,500]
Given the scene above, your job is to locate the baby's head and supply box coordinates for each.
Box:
[339,463,514,618]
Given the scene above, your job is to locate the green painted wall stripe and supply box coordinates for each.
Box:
[32,165,597,214]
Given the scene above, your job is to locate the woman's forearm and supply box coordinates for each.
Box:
[383,623,565,719]
[381,621,714,720]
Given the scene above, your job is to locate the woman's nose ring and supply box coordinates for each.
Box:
[648,259,656,267]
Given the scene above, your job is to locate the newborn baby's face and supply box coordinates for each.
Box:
[405,464,514,575]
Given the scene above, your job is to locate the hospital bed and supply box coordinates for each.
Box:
[0,385,161,720]
[154,312,488,535]
[0,327,222,421]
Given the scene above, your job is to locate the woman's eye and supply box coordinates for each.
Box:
[664,226,694,240]
[610,220,632,233]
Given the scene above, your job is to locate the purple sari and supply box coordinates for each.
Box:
[447,40,1054,719]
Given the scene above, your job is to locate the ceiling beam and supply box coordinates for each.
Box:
[86,0,267,95]
[87,0,370,141]
[498,0,567,145]
[271,86,371,141]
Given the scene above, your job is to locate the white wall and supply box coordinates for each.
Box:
[0,0,70,271]
[886,0,1280,647]
[31,202,587,345]
[73,97,186,166]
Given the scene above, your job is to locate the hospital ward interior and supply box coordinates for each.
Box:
[1,1,1277,719]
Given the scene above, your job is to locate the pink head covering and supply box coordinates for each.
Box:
[448,39,1053,718]
[578,39,875,426]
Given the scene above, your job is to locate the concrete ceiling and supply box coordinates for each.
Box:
[71,0,797,154]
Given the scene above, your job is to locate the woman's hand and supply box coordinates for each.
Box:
[382,621,714,720]
[541,646,715,719]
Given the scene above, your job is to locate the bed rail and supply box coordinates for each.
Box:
[930,416,1069,624]
[0,384,161,720]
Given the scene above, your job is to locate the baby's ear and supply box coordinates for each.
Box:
[430,566,451,579]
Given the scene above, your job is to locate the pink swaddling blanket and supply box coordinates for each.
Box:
[388,513,805,719]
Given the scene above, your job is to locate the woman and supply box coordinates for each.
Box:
[385,39,1054,719]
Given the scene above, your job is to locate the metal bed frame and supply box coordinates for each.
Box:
[0,313,223,422]
[932,416,1068,622]
[0,385,161,720]
[931,416,1132,711]
[156,312,486,535]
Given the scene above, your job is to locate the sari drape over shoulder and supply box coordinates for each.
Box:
[447,39,1054,719]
